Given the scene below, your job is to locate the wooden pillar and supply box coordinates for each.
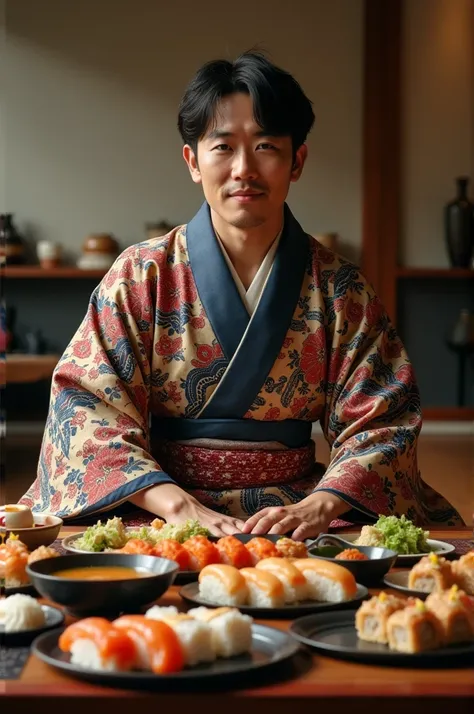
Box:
[361,0,402,324]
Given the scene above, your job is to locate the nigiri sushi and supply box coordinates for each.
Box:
[245,537,280,565]
[145,605,180,620]
[152,539,191,571]
[155,613,215,666]
[292,558,357,602]
[198,564,248,606]
[239,567,286,608]
[58,618,137,672]
[183,536,221,570]
[116,539,154,556]
[255,557,308,603]
[216,536,253,569]
[188,606,253,658]
[4,550,30,588]
[113,615,184,673]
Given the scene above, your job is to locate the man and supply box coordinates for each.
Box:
[20,51,462,537]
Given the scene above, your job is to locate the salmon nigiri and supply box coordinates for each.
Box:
[216,536,253,569]
[113,614,184,674]
[182,536,221,570]
[58,617,137,672]
[153,539,192,571]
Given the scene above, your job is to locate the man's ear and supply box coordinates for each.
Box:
[183,145,202,184]
[290,144,308,182]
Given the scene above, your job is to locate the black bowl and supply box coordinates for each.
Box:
[306,534,398,586]
[26,553,179,618]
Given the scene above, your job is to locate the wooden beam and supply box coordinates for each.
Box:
[361,0,402,324]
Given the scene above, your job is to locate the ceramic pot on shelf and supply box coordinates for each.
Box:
[77,233,119,270]
[444,177,474,268]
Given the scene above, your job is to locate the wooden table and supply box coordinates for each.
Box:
[3,527,474,713]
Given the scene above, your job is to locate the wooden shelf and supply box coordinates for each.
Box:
[422,406,474,421]
[1,266,107,279]
[397,267,474,279]
[5,354,59,384]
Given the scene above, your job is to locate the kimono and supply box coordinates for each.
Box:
[20,202,463,527]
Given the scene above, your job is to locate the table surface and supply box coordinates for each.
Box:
[3,526,474,704]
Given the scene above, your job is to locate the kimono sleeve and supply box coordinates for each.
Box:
[314,264,457,526]
[19,248,177,519]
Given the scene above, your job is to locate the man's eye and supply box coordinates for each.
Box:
[213,144,231,151]
[258,143,277,150]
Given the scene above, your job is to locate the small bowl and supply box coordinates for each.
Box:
[1,513,63,550]
[307,534,398,586]
[26,553,179,617]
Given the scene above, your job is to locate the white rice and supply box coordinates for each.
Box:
[299,570,348,603]
[70,639,134,672]
[144,605,179,620]
[0,594,45,632]
[199,575,248,606]
[188,607,253,658]
[243,580,285,608]
[163,617,215,666]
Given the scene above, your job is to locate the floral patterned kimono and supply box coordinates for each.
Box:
[20,202,462,527]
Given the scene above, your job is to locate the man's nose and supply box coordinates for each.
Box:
[231,149,258,181]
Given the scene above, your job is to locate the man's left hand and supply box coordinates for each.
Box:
[241,491,348,541]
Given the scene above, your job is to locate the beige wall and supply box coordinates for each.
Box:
[401,0,474,267]
[3,0,363,264]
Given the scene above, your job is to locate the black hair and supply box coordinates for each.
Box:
[177,50,315,157]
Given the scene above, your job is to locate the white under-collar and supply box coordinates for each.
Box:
[216,228,282,315]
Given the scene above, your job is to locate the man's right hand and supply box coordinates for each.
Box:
[129,483,245,537]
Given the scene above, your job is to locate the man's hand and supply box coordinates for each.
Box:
[241,491,348,541]
[129,483,245,537]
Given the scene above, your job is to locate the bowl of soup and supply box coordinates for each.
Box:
[26,553,179,617]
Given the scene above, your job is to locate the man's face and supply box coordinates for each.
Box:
[183,92,307,231]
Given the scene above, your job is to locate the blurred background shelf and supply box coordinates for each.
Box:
[6,354,60,383]
[2,266,107,279]
[397,267,474,279]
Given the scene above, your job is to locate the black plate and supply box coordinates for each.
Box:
[383,570,431,600]
[0,604,64,647]
[179,581,368,619]
[289,611,474,667]
[32,624,301,691]
[4,583,38,597]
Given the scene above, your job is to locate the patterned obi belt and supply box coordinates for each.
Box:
[150,417,315,491]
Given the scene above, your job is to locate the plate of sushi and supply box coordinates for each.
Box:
[0,532,61,595]
[289,586,474,667]
[62,520,311,585]
[0,593,64,646]
[323,515,455,563]
[179,557,369,618]
[384,551,474,599]
[32,604,301,689]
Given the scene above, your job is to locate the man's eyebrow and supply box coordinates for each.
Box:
[205,129,278,140]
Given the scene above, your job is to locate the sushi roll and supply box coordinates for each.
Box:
[292,558,357,602]
[153,539,192,571]
[183,536,221,570]
[274,537,308,559]
[355,592,407,644]
[452,552,474,596]
[425,585,474,645]
[113,615,184,673]
[156,613,215,666]
[245,537,280,565]
[239,567,286,608]
[188,606,253,658]
[255,557,308,603]
[198,564,248,606]
[216,536,253,569]
[408,553,454,593]
[59,617,137,672]
[0,593,45,632]
[386,599,444,653]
